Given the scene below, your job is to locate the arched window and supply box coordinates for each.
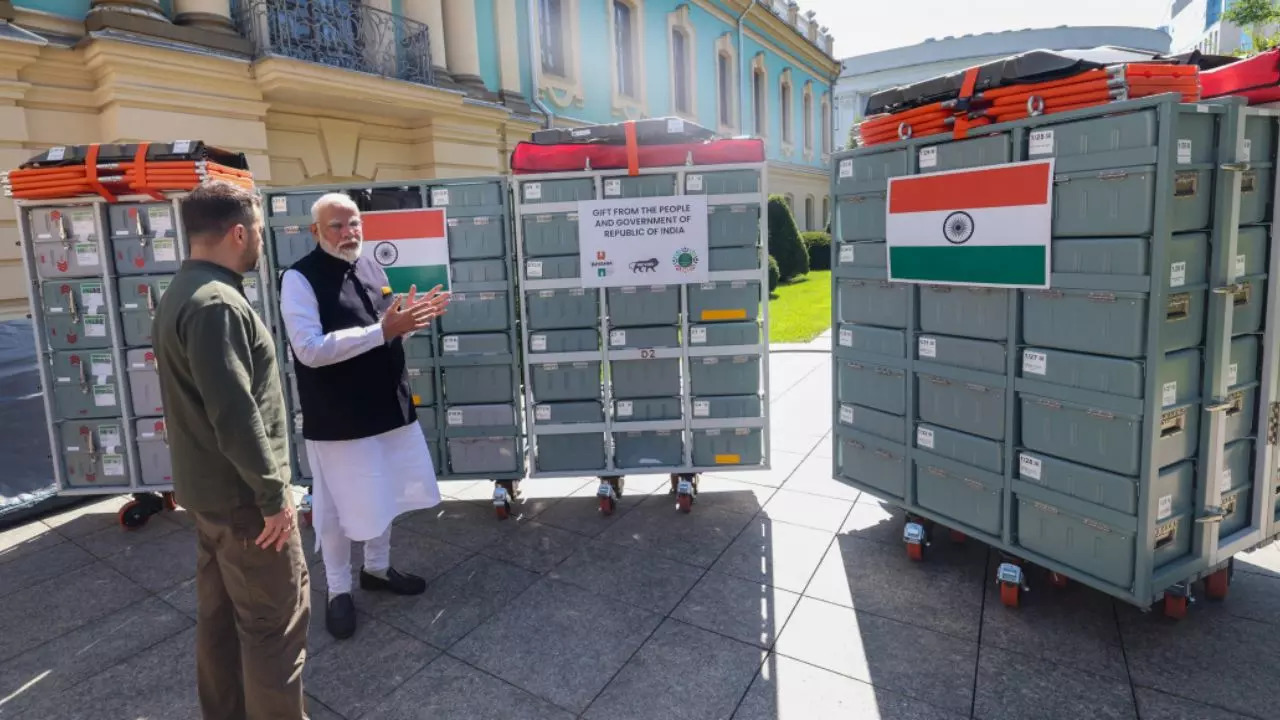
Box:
[804,196,814,231]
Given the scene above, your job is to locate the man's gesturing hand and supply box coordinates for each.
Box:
[257,504,295,552]
[381,284,451,341]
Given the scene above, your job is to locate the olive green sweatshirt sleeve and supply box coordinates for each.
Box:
[184,303,288,516]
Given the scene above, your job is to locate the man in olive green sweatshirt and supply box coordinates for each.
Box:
[152,180,310,720]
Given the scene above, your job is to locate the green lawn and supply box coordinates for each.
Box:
[768,270,831,344]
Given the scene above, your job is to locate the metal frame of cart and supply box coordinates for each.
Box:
[511,161,773,499]
[830,93,1280,613]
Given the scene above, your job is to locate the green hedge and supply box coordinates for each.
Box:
[768,255,780,293]
[802,231,831,271]
[767,195,809,281]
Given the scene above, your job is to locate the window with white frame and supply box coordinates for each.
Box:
[539,0,569,77]
[780,69,793,149]
[822,196,830,229]
[667,6,696,118]
[804,196,814,230]
[714,33,737,132]
[752,54,767,138]
[803,81,814,154]
[613,1,638,98]
[821,93,832,156]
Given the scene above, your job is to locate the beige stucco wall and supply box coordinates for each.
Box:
[0,34,538,320]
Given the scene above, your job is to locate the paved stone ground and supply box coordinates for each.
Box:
[1,336,1279,719]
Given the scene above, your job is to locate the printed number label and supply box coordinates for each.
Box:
[153,239,177,263]
[523,183,542,201]
[918,337,937,358]
[447,409,464,426]
[686,174,704,192]
[839,245,855,264]
[693,401,710,417]
[535,405,551,421]
[610,330,626,347]
[1177,138,1193,164]
[1236,254,1247,278]
[1029,130,1054,155]
[443,336,459,353]
[526,261,544,278]
[93,385,116,407]
[1169,261,1186,288]
[918,147,938,168]
[75,243,99,267]
[616,401,634,417]
[1019,454,1043,480]
[639,348,657,360]
[1162,381,1178,408]
[690,327,707,344]
[838,328,853,347]
[531,335,547,351]
[838,159,853,178]
[1228,362,1239,386]
[432,188,450,206]
[1022,351,1047,375]
[839,405,854,424]
[272,196,289,214]
[1220,468,1233,493]
[98,425,121,449]
[1243,138,1253,162]
[102,454,125,476]
[1158,494,1173,520]
[915,427,934,449]
[604,179,622,196]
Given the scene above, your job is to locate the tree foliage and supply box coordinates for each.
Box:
[1225,0,1280,53]
[766,195,809,282]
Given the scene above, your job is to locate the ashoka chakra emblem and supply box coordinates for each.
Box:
[373,242,398,265]
[942,211,975,244]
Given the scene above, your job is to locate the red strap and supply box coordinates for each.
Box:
[131,142,165,201]
[624,121,640,176]
[84,144,118,203]
[954,67,981,140]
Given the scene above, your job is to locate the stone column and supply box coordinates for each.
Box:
[441,0,495,99]
[88,0,169,22]
[403,0,454,86]
[494,0,531,112]
[173,0,235,33]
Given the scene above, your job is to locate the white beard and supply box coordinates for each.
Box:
[322,240,363,264]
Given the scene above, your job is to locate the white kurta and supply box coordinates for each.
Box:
[279,268,442,549]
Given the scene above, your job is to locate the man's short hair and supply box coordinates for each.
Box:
[181,180,261,243]
[310,192,361,225]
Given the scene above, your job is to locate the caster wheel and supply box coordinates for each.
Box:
[1049,572,1068,589]
[1163,594,1188,620]
[118,501,151,530]
[495,502,511,521]
[1000,582,1020,608]
[906,542,924,562]
[162,492,179,512]
[599,496,616,516]
[1205,568,1230,601]
[949,529,966,544]
[676,494,692,514]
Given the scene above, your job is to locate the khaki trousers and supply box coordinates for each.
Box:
[192,505,311,720]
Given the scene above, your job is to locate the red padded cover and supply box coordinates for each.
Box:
[1202,50,1280,104]
[510,138,766,173]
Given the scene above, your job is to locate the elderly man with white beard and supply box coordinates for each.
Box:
[278,192,449,639]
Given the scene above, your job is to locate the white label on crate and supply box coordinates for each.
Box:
[621,286,637,295]
[153,238,176,263]
[610,330,627,346]
[1022,350,1047,375]
[616,401,634,417]
[542,363,558,371]
[916,427,935,449]
[1169,261,1187,288]
[432,188,450,206]
[272,196,288,214]
[1177,138,1193,164]
[158,280,169,298]
[1236,253,1247,278]
[1220,467,1233,494]
[1162,381,1178,408]
[82,283,104,312]
[604,179,622,196]
[701,282,717,290]
[1019,453,1043,480]
[690,327,707,344]
[918,147,938,168]
[838,159,853,178]
[70,210,95,240]
[1029,129,1054,156]
[838,328,853,347]
[1228,362,1239,386]
[47,146,66,161]
[538,290,554,299]
[1243,138,1253,162]
[839,244,855,264]
[148,207,173,236]
[93,384,115,407]
[90,353,111,378]
[103,454,125,477]
[98,424,121,450]
[474,216,490,226]
[918,337,937,358]
[703,357,720,365]
[531,334,547,351]
[693,400,711,417]
[1158,494,1173,520]
[172,140,193,154]
[535,405,551,421]
[523,183,542,201]
[686,174,704,192]
[526,260,544,278]
[243,278,259,303]
[84,315,107,337]
[75,243,99,267]
[839,405,854,424]
[443,336,460,353]
[667,118,685,134]
[447,408,464,426]
[569,288,585,296]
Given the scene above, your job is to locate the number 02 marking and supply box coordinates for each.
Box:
[640,348,656,359]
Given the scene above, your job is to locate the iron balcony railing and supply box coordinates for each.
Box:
[235,0,436,87]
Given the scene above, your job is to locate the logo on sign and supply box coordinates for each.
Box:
[671,247,700,273]
[373,242,398,266]
[942,211,975,244]
[590,250,615,277]
[630,258,659,273]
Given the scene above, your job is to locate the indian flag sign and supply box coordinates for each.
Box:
[886,159,1054,288]
[363,208,451,293]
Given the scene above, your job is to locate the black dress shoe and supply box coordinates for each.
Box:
[326,593,356,640]
[359,567,427,596]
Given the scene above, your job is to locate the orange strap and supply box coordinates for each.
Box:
[953,67,980,140]
[624,121,639,176]
[84,144,118,203]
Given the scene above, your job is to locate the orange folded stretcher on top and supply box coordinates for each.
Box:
[858,47,1205,148]
[2,141,254,202]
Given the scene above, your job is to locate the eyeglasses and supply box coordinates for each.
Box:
[325,219,362,232]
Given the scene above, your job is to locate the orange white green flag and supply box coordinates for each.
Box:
[885,159,1054,288]
[362,208,451,293]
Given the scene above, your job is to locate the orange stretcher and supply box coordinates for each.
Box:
[3,142,255,201]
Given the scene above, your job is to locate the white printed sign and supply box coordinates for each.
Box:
[578,195,710,287]
[1022,350,1047,375]
[839,405,854,424]
[1019,453,1043,480]
[1158,494,1173,520]
[918,147,938,169]
[1162,381,1178,408]
[1177,139,1192,164]
[153,239,177,263]
[916,427,935,449]
[1029,130,1054,155]
[918,337,937,358]
[1170,261,1186,288]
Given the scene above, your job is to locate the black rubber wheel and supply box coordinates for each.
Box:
[119,501,151,530]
